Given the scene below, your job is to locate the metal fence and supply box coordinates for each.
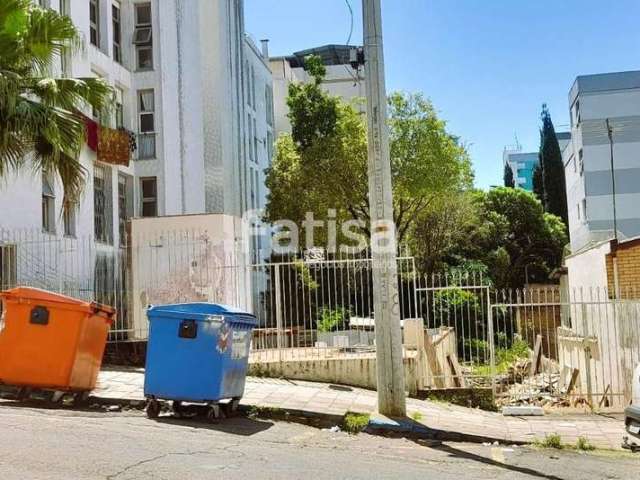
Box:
[412,272,640,409]
[2,229,639,409]
[249,249,418,362]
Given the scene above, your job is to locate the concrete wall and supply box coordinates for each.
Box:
[249,353,420,395]
[129,214,250,340]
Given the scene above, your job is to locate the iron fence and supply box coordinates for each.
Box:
[1,229,639,409]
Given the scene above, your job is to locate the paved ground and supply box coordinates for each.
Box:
[0,402,638,480]
[95,368,628,450]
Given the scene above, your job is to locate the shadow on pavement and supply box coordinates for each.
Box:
[430,443,565,480]
[152,415,274,437]
[367,416,565,480]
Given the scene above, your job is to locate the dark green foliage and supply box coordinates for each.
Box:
[539,105,568,226]
[450,188,567,288]
[503,163,515,188]
[532,162,544,203]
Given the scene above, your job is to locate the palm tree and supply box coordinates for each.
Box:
[0,0,112,204]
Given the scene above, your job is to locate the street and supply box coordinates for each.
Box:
[0,402,638,480]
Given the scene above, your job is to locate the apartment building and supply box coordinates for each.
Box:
[0,0,271,244]
[244,37,275,261]
[269,44,366,135]
[563,70,640,252]
[503,147,539,191]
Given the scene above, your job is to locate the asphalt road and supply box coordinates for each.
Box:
[0,401,638,480]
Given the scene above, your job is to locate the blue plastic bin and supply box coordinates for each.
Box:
[143,303,257,418]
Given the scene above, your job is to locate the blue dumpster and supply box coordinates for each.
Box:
[143,303,257,420]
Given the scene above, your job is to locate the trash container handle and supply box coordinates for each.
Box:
[178,319,198,339]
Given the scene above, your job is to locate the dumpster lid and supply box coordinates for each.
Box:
[1,287,115,316]
[147,303,256,323]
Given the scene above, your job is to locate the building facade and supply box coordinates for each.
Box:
[563,70,640,252]
[269,44,365,135]
[503,147,539,191]
[0,0,272,244]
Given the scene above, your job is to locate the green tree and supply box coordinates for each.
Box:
[454,187,567,288]
[0,0,112,203]
[264,62,473,247]
[539,104,568,226]
[503,163,515,188]
[532,162,544,203]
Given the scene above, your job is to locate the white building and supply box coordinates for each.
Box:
[244,37,275,263]
[563,70,640,252]
[0,1,275,326]
[269,44,365,135]
[0,0,274,244]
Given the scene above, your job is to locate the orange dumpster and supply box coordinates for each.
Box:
[0,287,115,392]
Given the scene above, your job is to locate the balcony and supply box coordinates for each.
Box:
[137,133,156,160]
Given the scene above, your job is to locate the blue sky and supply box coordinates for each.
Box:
[245,0,640,189]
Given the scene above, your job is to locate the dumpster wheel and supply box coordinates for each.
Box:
[172,401,184,418]
[207,405,226,423]
[222,398,240,418]
[146,399,161,419]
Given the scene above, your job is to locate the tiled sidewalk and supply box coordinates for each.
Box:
[95,368,627,450]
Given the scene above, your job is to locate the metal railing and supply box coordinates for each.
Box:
[1,229,639,409]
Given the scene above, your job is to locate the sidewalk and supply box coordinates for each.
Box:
[95,367,626,450]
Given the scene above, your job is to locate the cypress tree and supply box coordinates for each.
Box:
[504,163,515,188]
[532,162,544,203]
[539,104,568,226]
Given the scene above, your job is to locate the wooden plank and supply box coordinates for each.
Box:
[566,368,580,396]
[431,327,453,348]
[530,335,543,376]
[598,384,611,408]
[424,332,445,388]
[446,354,466,388]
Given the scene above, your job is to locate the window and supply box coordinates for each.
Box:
[60,0,71,75]
[253,117,258,163]
[265,85,273,126]
[89,0,100,47]
[118,174,133,245]
[245,61,251,107]
[581,198,587,222]
[266,130,274,164]
[250,168,256,210]
[247,114,253,162]
[94,164,113,244]
[63,202,77,237]
[112,2,122,63]
[251,67,256,108]
[578,149,584,175]
[42,173,55,234]
[137,89,155,159]
[574,100,581,125]
[140,177,157,217]
[114,86,124,128]
[134,3,153,70]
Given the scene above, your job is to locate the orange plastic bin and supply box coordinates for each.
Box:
[0,287,115,392]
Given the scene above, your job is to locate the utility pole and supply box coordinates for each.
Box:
[362,0,406,417]
[606,118,618,241]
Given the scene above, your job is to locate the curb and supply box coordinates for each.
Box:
[366,415,527,446]
[89,392,526,446]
